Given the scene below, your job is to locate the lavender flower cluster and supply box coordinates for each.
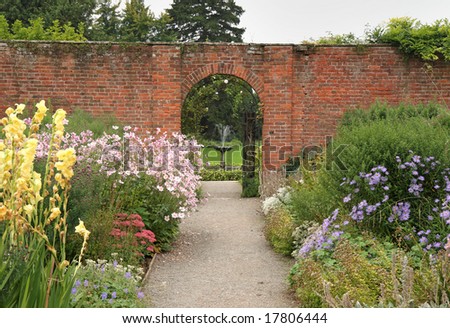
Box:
[298,152,450,257]
[298,209,344,257]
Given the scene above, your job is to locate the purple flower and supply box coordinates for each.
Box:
[75,279,81,287]
[390,202,410,222]
[440,210,450,220]
[125,271,132,279]
[137,291,145,299]
[419,236,428,244]
[412,155,421,163]
[71,287,77,295]
[343,194,352,203]
[433,242,442,248]
[101,292,108,300]
[84,280,89,287]
[112,291,117,299]
[366,204,378,215]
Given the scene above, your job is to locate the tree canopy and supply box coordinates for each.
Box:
[0,0,96,31]
[167,0,245,42]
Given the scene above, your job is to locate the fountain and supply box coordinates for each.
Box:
[212,124,233,170]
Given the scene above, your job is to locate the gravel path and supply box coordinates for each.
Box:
[144,181,298,308]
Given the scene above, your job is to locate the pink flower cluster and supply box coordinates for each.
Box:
[34,125,203,220]
[111,213,157,255]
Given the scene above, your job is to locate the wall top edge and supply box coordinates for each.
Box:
[0,39,396,48]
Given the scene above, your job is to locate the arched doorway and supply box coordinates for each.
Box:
[181,74,262,197]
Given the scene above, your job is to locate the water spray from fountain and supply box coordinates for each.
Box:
[216,123,231,147]
[214,123,233,169]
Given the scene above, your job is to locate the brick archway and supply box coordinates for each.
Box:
[181,63,264,101]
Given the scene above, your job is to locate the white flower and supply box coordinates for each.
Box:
[262,196,282,216]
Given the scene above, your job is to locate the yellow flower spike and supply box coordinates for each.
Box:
[23,204,34,218]
[46,245,57,258]
[15,103,25,114]
[15,177,28,193]
[0,141,5,151]
[55,148,76,181]
[3,114,26,142]
[48,207,61,222]
[52,109,66,137]
[0,205,7,221]
[18,139,38,180]
[75,219,90,239]
[33,100,48,124]
[5,107,14,115]
[54,173,65,188]
[59,260,70,270]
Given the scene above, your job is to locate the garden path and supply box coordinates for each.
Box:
[143,181,297,308]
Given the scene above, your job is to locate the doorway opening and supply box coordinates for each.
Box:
[181,74,262,197]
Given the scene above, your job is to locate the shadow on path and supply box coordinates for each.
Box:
[144,181,297,308]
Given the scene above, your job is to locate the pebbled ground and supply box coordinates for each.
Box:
[143,181,297,308]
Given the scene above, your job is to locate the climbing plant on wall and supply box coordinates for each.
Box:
[368,17,450,61]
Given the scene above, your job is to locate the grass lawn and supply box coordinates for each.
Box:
[203,144,243,167]
[201,140,262,167]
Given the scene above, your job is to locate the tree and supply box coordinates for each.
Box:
[150,12,178,42]
[0,0,96,35]
[0,15,86,41]
[167,0,245,42]
[0,0,45,24]
[89,0,122,41]
[120,0,155,41]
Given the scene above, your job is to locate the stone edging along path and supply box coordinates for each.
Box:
[143,181,298,308]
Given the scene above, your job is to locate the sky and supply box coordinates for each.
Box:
[144,0,449,43]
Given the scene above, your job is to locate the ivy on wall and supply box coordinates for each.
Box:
[311,17,450,62]
[370,17,450,61]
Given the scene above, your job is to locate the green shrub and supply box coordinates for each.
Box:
[289,235,395,307]
[289,102,450,227]
[241,173,260,197]
[200,168,242,181]
[66,108,122,138]
[77,209,116,262]
[118,176,183,252]
[289,231,450,308]
[264,207,295,255]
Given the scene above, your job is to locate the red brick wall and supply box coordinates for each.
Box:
[1,41,449,171]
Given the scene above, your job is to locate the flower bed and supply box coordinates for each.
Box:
[0,101,203,307]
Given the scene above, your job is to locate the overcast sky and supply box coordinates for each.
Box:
[144,0,449,43]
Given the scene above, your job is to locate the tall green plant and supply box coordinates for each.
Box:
[0,101,89,307]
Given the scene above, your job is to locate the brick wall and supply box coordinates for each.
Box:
[1,41,449,171]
